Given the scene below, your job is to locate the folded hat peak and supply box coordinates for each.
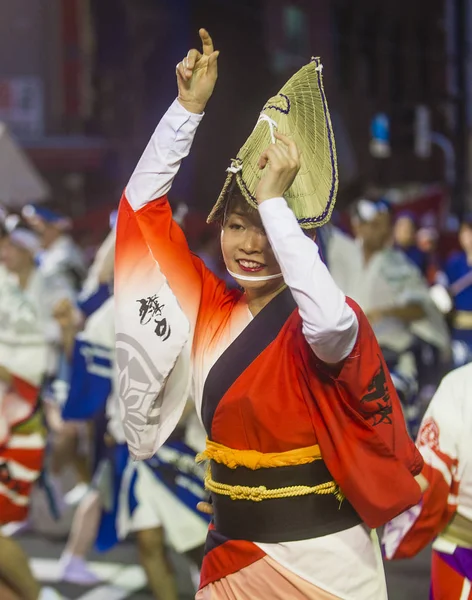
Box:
[208,58,338,229]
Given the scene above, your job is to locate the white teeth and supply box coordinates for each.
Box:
[239,260,263,269]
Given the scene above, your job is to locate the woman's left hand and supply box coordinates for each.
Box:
[255,132,301,205]
[196,501,214,515]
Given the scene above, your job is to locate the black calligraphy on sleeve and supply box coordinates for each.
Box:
[137,295,171,341]
[360,357,393,426]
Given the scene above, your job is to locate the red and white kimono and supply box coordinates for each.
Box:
[0,267,46,524]
[115,100,422,599]
[383,363,472,599]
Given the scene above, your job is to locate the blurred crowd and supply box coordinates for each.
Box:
[323,197,472,427]
[0,190,471,599]
[0,202,209,600]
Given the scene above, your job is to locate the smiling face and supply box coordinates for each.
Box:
[220,193,283,297]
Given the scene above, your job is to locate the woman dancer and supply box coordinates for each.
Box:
[115,30,423,599]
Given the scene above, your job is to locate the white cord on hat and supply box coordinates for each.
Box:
[225,114,278,176]
[257,113,278,144]
[226,268,283,282]
[227,163,243,174]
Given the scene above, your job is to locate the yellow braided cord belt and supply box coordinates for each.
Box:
[205,470,345,503]
[198,439,344,503]
[196,438,322,470]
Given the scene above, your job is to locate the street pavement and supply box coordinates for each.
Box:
[13,483,432,599]
[16,530,432,599]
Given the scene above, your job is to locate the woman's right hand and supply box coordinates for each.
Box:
[176,29,219,114]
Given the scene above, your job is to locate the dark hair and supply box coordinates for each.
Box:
[221,179,259,226]
[222,178,316,238]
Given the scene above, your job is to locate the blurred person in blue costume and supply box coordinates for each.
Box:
[76,211,116,319]
[21,204,92,512]
[57,231,209,599]
[22,204,86,297]
[442,214,472,366]
[393,211,428,275]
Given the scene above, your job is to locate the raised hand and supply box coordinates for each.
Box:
[255,132,301,204]
[176,29,219,114]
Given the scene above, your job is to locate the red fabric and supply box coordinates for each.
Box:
[200,526,266,590]
[309,299,423,528]
[0,378,40,446]
[431,550,471,599]
[10,376,38,405]
[0,441,44,525]
[389,418,458,559]
[211,299,422,529]
[0,501,29,526]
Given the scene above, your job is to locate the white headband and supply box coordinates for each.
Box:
[9,228,41,255]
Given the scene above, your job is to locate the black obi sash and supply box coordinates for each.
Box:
[200,288,362,543]
[211,460,361,543]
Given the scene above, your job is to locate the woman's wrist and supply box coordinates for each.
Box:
[177,97,206,115]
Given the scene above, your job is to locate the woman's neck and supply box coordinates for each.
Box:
[246,282,287,317]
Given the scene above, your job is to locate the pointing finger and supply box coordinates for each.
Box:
[199,28,214,56]
[207,50,220,77]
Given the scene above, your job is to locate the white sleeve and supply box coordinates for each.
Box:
[259,197,359,364]
[126,99,204,211]
[418,374,460,461]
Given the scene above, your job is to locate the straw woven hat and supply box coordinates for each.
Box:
[207,57,338,229]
